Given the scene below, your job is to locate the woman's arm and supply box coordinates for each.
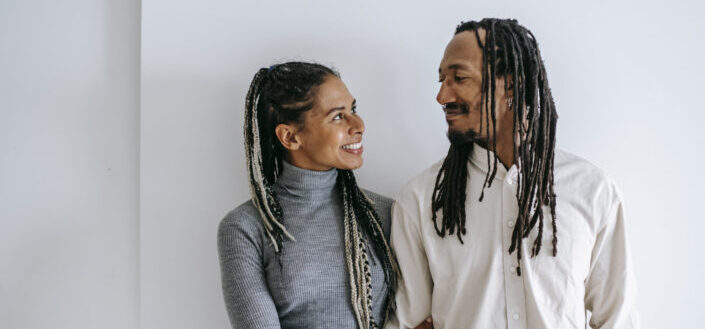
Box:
[218,211,281,329]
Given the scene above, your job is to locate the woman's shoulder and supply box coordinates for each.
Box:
[361,189,393,234]
[361,189,393,212]
[218,200,265,239]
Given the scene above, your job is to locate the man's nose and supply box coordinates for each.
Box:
[437,82,456,105]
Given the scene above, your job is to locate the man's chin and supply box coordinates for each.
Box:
[447,129,477,145]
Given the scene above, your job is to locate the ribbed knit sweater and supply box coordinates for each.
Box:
[218,161,393,329]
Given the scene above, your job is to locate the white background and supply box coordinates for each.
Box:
[0,0,140,328]
[2,0,704,328]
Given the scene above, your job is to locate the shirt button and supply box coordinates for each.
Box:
[507,220,514,227]
[512,313,520,320]
[509,266,516,274]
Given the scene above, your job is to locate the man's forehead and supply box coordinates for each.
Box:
[439,30,485,72]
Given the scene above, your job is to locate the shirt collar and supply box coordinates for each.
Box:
[468,143,518,182]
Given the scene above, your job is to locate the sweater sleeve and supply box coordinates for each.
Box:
[217,208,281,329]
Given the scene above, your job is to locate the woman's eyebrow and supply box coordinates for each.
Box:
[326,99,356,115]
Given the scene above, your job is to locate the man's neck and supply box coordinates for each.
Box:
[477,130,515,170]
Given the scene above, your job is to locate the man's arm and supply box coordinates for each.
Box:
[384,200,434,329]
[584,196,640,328]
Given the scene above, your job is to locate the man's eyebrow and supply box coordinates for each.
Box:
[439,64,467,73]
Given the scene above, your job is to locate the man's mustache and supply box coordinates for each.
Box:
[442,102,469,114]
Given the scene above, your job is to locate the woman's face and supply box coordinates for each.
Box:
[281,76,365,171]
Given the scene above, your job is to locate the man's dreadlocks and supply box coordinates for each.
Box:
[431,19,559,276]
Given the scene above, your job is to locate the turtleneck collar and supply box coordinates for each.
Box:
[274,160,338,198]
[469,143,518,182]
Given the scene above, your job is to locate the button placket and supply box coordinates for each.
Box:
[501,172,527,329]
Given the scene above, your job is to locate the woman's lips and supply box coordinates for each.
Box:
[342,142,363,155]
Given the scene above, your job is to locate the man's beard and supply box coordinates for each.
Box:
[447,128,477,145]
[443,102,476,145]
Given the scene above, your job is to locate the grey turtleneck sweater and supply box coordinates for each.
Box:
[218,161,393,329]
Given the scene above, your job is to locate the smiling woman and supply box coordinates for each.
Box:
[217,62,399,329]
[275,75,365,171]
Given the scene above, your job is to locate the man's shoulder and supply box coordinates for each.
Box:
[554,149,622,203]
[395,159,444,208]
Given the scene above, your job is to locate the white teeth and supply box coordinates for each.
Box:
[342,142,362,150]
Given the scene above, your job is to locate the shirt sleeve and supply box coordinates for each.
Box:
[384,200,433,329]
[584,196,640,328]
[217,213,281,329]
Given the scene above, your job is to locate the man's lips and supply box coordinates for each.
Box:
[445,110,464,120]
[443,103,469,119]
[445,109,467,121]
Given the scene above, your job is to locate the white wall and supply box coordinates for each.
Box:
[142,1,705,328]
[0,1,140,328]
[3,0,703,328]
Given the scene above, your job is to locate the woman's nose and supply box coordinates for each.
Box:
[350,114,365,135]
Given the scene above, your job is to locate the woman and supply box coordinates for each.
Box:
[217,62,401,329]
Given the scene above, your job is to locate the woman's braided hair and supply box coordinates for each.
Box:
[243,62,398,328]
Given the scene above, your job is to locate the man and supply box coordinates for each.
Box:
[385,19,639,329]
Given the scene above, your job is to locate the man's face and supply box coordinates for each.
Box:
[437,29,512,144]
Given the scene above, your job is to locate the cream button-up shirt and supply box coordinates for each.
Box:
[385,145,639,329]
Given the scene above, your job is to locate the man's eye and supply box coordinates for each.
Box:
[351,107,357,114]
[454,76,467,82]
[438,77,445,83]
[333,113,343,120]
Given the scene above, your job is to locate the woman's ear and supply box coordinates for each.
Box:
[275,123,302,151]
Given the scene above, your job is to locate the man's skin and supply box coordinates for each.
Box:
[437,28,516,168]
[401,27,512,329]
[411,317,432,329]
[389,19,638,328]
[398,29,514,329]
[404,28,515,329]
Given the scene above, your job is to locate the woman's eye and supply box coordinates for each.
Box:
[333,113,343,120]
[454,76,467,82]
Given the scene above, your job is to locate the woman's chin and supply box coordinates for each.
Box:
[336,158,363,170]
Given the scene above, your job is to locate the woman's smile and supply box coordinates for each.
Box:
[341,142,363,155]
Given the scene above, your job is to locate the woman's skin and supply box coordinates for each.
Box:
[275,76,365,171]
[275,75,434,329]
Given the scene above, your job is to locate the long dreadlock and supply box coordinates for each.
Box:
[431,19,559,276]
[243,62,398,328]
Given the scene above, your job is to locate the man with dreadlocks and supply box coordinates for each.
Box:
[218,62,432,329]
[385,19,639,329]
